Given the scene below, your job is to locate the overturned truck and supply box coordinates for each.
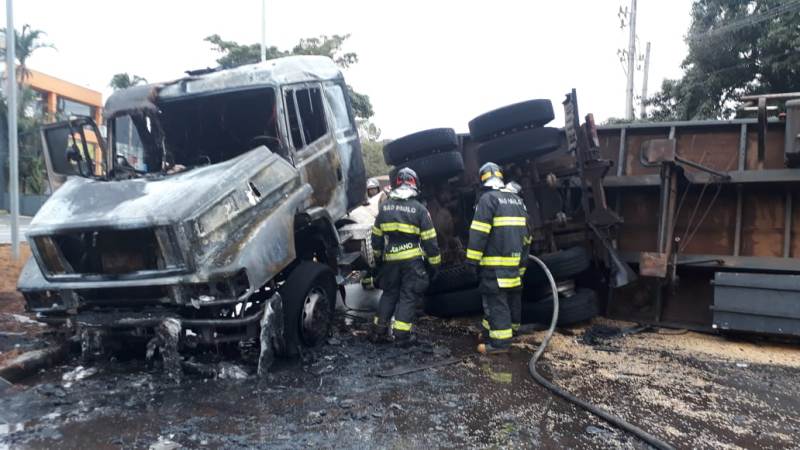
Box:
[18,56,368,369]
[386,92,800,337]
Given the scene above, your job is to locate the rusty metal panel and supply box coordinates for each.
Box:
[741,187,785,257]
[745,124,785,170]
[625,131,671,176]
[672,188,737,256]
[596,131,621,166]
[641,138,676,164]
[617,190,659,253]
[675,130,740,174]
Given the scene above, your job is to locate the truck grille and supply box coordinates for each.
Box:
[34,228,183,277]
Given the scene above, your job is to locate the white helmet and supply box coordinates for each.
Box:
[479,162,504,190]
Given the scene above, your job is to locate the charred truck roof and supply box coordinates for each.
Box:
[19,55,366,361]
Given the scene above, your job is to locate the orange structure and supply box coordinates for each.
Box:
[24,69,103,125]
[23,69,105,173]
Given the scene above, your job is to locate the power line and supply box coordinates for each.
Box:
[691,0,800,41]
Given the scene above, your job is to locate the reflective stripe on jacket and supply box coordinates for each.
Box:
[371,197,441,265]
[466,188,531,287]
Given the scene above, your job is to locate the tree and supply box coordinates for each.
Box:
[109,73,148,90]
[205,33,374,119]
[361,139,390,178]
[0,25,54,195]
[357,121,389,178]
[204,34,287,69]
[0,24,55,83]
[646,0,800,121]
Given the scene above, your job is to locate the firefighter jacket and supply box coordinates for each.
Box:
[466,188,532,289]
[371,196,442,266]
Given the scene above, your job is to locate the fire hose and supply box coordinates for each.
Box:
[527,254,675,450]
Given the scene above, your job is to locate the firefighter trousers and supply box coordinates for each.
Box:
[375,258,429,337]
[479,275,522,348]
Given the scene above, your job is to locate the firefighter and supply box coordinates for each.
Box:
[366,178,381,198]
[369,168,441,345]
[466,162,532,354]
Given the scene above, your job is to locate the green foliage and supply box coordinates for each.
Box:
[291,34,358,68]
[109,73,148,90]
[0,87,48,194]
[0,24,55,82]
[0,25,53,195]
[360,139,390,179]
[347,85,373,120]
[204,34,287,69]
[205,33,374,119]
[647,0,800,121]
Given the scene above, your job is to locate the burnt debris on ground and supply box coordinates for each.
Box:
[1,310,799,449]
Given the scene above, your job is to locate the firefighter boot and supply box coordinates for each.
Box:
[393,330,417,348]
[368,323,392,344]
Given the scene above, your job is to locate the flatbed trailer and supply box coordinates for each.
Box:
[522,95,800,336]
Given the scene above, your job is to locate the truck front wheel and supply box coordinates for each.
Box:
[279,261,337,357]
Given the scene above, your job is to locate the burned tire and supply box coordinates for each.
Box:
[524,246,591,286]
[477,127,562,165]
[469,99,555,142]
[360,235,376,269]
[390,151,464,183]
[279,261,337,357]
[521,288,598,326]
[424,286,483,318]
[427,264,479,295]
[524,279,576,304]
[383,128,458,165]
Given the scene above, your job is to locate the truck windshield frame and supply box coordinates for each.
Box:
[110,86,283,176]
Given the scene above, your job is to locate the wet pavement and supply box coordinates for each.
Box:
[0,322,633,448]
[1,286,799,449]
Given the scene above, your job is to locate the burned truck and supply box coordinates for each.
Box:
[17,56,367,369]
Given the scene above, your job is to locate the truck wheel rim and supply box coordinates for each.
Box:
[301,286,330,345]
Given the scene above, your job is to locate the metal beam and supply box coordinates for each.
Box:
[785,191,793,258]
[616,127,627,176]
[621,251,800,272]
[738,123,748,171]
[734,186,743,257]
[604,169,800,188]
[598,117,779,131]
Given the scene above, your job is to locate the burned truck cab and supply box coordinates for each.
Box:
[18,56,366,364]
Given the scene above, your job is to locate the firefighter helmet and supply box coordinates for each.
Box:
[479,162,504,189]
[395,167,419,190]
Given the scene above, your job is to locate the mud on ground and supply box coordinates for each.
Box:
[0,244,54,367]
[0,305,798,449]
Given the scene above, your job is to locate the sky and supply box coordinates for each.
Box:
[11,0,694,139]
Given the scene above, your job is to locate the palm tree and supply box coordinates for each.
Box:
[0,24,55,83]
[109,73,148,90]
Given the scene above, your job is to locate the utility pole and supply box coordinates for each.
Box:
[624,0,637,121]
[640,41,651,119]
[260,0,266,62]
[5,0,19,259]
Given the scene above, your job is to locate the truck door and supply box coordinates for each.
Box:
[322,82,366,211]
[39,117,106,191]
[283,84,346,218]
